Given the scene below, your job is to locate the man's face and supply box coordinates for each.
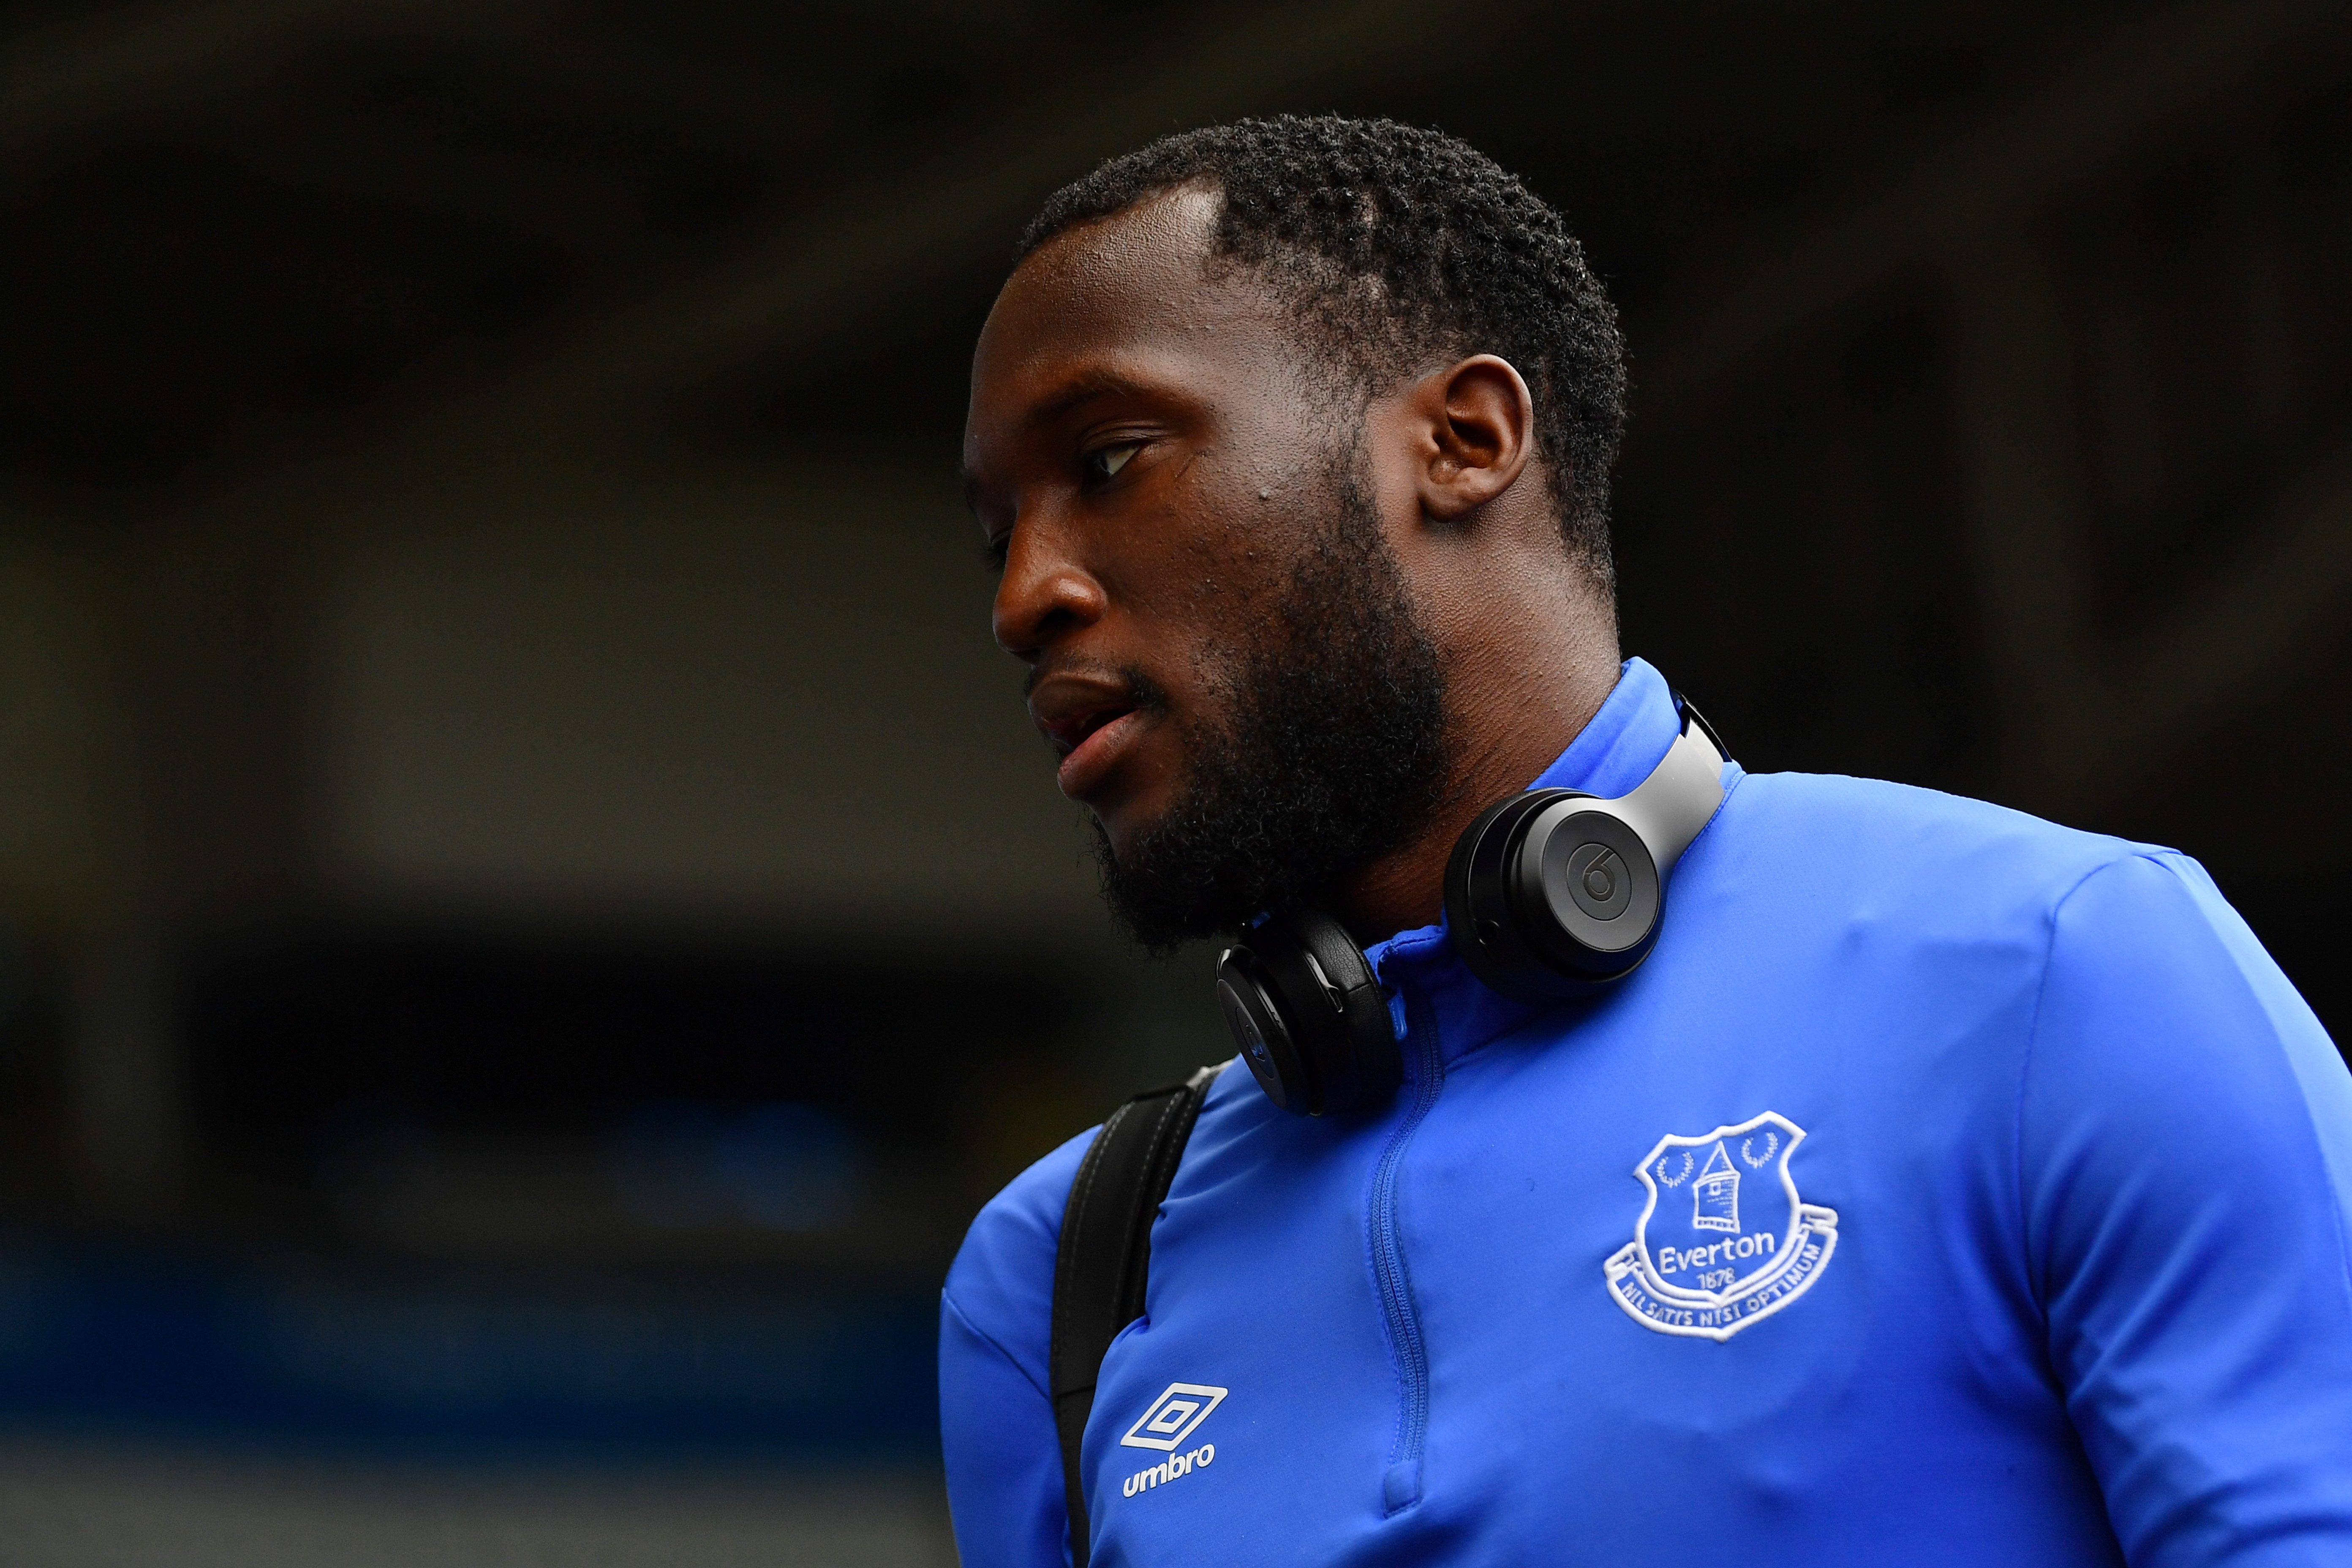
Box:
[963,188,1448,945]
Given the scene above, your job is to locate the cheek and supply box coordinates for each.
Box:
[1109,439,1340,697]
[1168,544,1292,683]
[1114,496,1285,645]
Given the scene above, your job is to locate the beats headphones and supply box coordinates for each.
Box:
[1216,700,1728,1116]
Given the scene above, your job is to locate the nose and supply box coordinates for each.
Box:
[991,517,1107,660]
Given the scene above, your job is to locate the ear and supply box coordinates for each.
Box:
[1413,354,1536,523]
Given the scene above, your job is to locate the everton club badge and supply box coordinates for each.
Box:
[1603,1111,1839,1341]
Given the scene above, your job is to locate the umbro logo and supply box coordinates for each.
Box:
[1118,1381,1225,1500]
[1120,1381,1226,1450]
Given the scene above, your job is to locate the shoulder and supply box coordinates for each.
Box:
[942,1123,1097,1397]
[1671,770,2208,1058]
[1724,773,2344,1130]
[1711,768,2157,939]
[1724,768,2141,877]
[2034,849,2346,1101]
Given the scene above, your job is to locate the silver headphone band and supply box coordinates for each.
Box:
[1612,715,1727,873]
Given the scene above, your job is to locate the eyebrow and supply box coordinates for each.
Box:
[1027,370,1152,427]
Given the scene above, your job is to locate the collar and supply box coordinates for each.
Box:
[1362,657,1718,1066]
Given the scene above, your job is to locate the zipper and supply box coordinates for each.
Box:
[1367,976,1445,1515]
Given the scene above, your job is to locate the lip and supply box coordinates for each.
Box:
[1028,672,1150,803]
[1055,707,1149,800]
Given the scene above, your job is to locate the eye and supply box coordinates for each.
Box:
[981,531,1011,572]
[1083,441,1141,487]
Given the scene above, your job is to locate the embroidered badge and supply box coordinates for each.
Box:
[1603,1111,1838,1341]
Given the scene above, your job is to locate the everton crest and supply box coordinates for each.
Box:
[1603,1111,1838,1341]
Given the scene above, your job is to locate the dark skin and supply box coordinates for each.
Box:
[964,186,1622,944]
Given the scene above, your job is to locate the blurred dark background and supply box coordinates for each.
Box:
[0,0,2347,1559]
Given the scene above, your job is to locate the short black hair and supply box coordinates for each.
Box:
[1018,115,1626,591]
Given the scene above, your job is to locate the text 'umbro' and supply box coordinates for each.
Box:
[1123,1443,1214,1497]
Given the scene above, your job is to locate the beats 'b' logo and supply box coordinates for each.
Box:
[1567,842,1631,920]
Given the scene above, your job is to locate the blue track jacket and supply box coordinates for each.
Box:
[940,659,2352,1566]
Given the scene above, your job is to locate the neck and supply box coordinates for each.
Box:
[1329,588,1621,946]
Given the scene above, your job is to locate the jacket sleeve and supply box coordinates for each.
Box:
[940,1128,1096,1568]
[2021,851,2352,1566]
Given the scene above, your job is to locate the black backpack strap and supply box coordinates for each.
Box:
[1049,1062,1225,1568]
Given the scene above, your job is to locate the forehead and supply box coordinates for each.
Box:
[966,188,1303,454]
[1000,185,1225,333]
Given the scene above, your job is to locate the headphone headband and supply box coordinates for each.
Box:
[1614,713,1727,872]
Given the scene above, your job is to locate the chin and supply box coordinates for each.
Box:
[1087,775,1184,861]
[1091,811,1150,868]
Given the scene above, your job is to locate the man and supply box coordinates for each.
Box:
[942,117,2352,1566]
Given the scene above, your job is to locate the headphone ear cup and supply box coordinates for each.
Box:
[1217,910,1399,1116]
[1272,909,1400,1115]
[1216,944,1313,1112]
[1446,791,1573,999]
[1446,789,1666,1002]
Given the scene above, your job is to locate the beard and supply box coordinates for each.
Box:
[1093,456,1451,951]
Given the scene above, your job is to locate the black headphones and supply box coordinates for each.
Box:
[1215,701,1728,1116]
